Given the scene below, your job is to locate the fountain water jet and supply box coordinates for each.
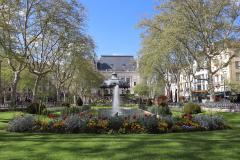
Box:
[112,85,121,115]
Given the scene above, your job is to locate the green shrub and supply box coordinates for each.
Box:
[76,97,83,106]
[139,103,146,110]
[148,105,172,116]
[192,114,228,130]
[82,105,91,111]
[62,106,91,115]
[62,102,70,108]
[138,116,159,133]
[183,102,201,114]
[26,103,46,114]
[155,95,168,106]
[109,116,124,131]
[8,115,36,132]
[64,115,87,133]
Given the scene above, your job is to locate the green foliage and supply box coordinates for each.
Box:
[18,69,35,92]
[62,102,71,108]
[138,116,159,133]
[228,82,240,93]
[8,115,36,132]
[62,106,91,115]
[26,103,46,115]
[183,102,201,114]
[139,0,240,100]
[134,84,149,97]
[109,116,124,131]
[64,115,87,133]
[193,114,228,130]
[148,105,172,116]
[76,97,83,106]
[1,59,13,86]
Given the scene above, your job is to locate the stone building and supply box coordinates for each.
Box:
[170,49,240,102]
[97,55,140,94]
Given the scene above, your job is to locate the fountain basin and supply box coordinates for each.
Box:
[97,108,149,118]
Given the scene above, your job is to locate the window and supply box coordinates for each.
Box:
[236,73,240,81]
[221,75,224,81]
[235,61,240,69]
[215,75,219,82]
[134,82,136,86]
[197,85,201,90]
[126,78,130,84]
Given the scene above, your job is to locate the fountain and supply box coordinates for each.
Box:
[112,85,121,115]
[99,72,146,118]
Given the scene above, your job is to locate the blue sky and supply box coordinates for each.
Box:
[80,0,158,57]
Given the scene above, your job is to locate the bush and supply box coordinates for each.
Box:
[146,99,153,106]
[82,105,91,111]
[148,105,172,116]
[26,103,46,114]
[160,115,174,128]
[76,97,83,106]
[8,115,36,132]
[155,95,168,106]
[62,107,82,115]
[183,102,201,114]
[138,116,159,133]
[64,115,87,133]
[139,103,146,110]
[109,116,124,131]
[192,114,227,130]
[62,102,70,108]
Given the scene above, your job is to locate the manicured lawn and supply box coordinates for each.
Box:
[0,112,240,160]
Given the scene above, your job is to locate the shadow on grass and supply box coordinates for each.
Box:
[0,112,240,160]
[0,129,240,160]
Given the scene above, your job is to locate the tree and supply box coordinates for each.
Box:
[139,0,240,101]
[69,59,103,105]
[0,0,29,105]
[138,25,187,102]
[53,36,96,104]
[134,84,150,98]
[25,0,86,102]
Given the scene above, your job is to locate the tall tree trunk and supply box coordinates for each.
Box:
[56,86,61,104]
[63,92,66,102]
[32,76,41,102]
[177,83,180,103]
[11,71,21,107]
[187,74,193,101]
[208,59,215,102]
[73,95,76,106]
[208,73,215,102]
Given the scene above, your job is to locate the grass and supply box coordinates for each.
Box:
[0,112,240,160]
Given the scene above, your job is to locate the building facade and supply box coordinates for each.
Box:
[168,50,240,102]
[97,55,140,94]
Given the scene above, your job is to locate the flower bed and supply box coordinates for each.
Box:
[7,112,230,134]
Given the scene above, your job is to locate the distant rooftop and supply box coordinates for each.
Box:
[97,55,136,71]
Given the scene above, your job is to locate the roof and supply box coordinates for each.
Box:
[97,55,137,71]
